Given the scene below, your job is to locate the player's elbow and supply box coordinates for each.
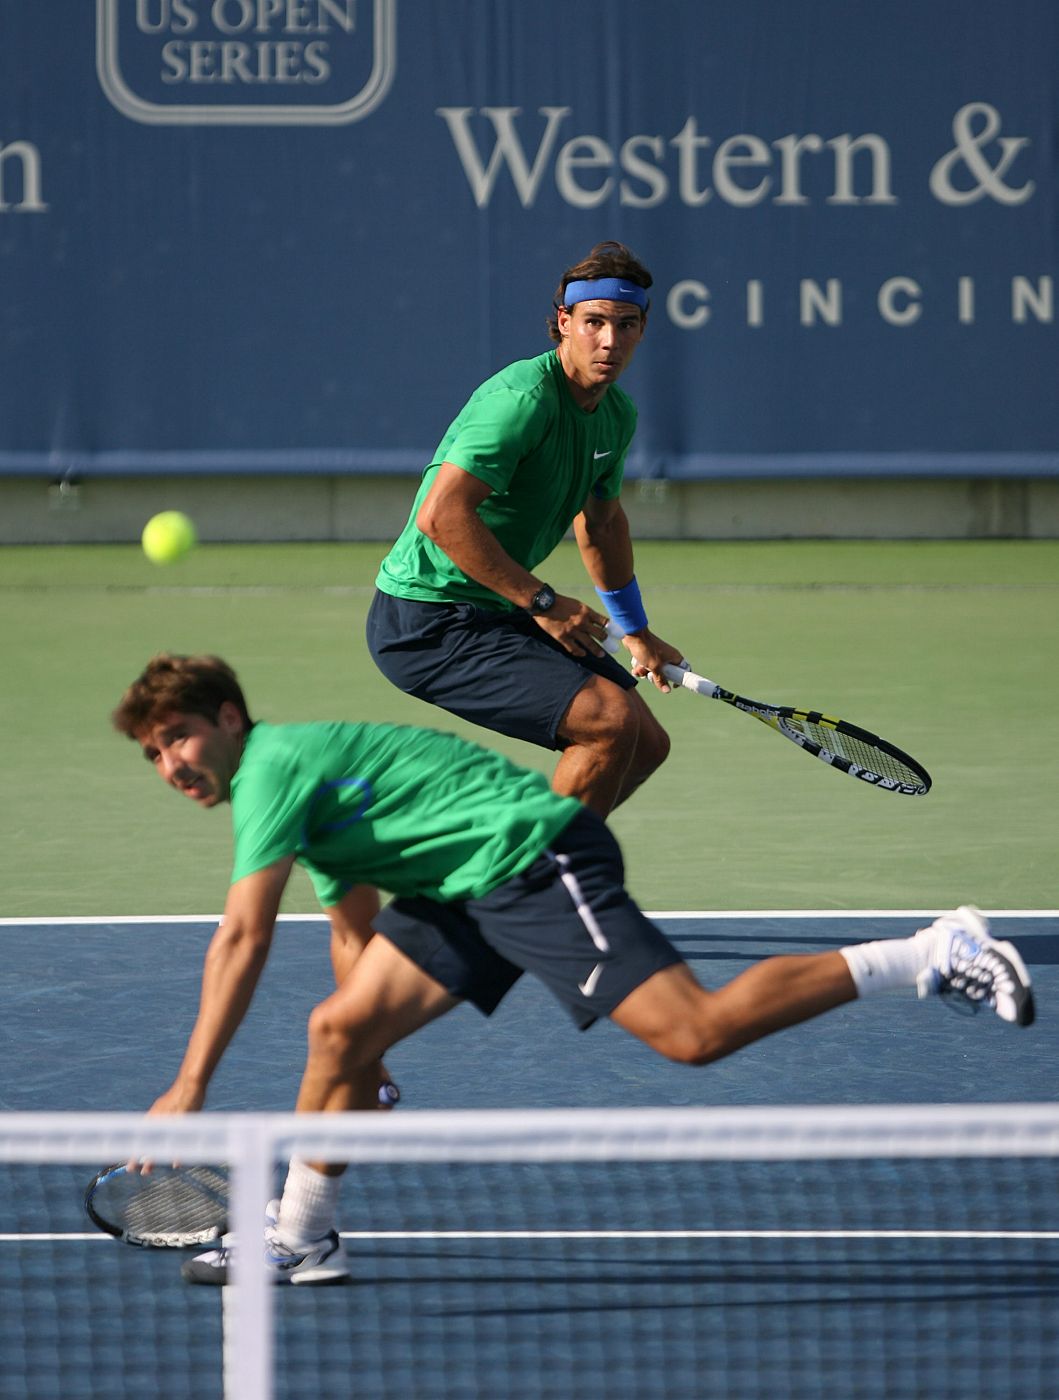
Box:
[415,497,443,542]
[416,492,466,546]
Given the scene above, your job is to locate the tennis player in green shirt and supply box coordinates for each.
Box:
[113,653,1034,1286]
[369,240,685,817]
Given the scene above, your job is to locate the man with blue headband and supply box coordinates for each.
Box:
[368,241,685,817]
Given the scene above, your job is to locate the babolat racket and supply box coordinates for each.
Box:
[604,626,930,795]
[84,1163,229,1248]
[83,1083,399,1248]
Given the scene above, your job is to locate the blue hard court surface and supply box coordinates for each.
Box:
[0,913,1056,1399]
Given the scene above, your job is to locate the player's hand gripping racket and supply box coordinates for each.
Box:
[83,1083,400,1248]
[603,624,930,795]
[84,1163,230,1248]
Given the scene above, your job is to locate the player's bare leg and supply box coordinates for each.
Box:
[610,908,1034,1065]
[609,955,857,1065]
[325,884,402,1106]
[326,884,381,983]
[296,934,459,1171]
[252,939,460,1281]
[554,673,670,815]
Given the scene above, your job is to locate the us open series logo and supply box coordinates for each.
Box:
[96,0,396,125]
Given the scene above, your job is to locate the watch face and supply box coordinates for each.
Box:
[532,586,556,614]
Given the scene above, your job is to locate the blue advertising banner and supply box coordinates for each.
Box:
[0,1,1055,480]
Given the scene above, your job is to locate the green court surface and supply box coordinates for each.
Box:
[1,538,1056,917]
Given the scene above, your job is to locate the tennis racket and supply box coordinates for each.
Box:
[83,1083,400,1248]
[603,625,931,795]
[84,1163,229,1248]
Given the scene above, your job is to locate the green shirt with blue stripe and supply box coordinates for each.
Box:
[230,720,580,907]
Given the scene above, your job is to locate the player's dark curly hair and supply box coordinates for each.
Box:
[546,240,652,342]
[112,653,253,738]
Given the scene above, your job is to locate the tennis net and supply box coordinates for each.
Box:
[2,1104,1057,1399]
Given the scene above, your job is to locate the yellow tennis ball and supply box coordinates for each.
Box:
[142,511,197,565]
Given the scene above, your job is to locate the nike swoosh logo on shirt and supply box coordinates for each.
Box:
[593,450,612,460]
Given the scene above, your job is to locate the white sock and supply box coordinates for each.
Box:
[840,933,927,996]
[276,1157,342,1245]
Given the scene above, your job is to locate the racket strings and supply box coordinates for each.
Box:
[120,1166,228,1235]
[786,717,921,784]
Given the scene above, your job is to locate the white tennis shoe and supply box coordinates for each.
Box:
[181,1223,350,1286]
[914,905,1034,1026]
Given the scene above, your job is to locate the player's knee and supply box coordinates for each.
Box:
[602,692,641,752]
[643,1011,729,1067]
[635,715,671,776]
[563,678,642,755]
[307,1001,374,1073]
[654,1031,718,1066]
[616,710,669,795]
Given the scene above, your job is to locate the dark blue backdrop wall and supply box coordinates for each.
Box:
[1,1,1056,482]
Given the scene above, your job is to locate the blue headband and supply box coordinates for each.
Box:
[563,277,648,309]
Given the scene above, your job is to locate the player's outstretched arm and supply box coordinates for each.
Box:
[148,857,296,1115]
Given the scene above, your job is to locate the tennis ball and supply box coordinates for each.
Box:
[142,511,197,565]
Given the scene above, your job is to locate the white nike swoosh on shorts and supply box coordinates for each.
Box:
[578,963,605,997]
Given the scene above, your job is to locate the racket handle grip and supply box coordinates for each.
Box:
[604,622,673,664]
[667,667,719,697]
[605,625,715,693]
[379,1082,400,1107]
[661,663,692,685]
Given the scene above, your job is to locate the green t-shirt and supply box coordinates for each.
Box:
[229,720,581,907]
[375,349,637,608]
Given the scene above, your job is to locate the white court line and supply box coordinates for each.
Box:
[3,1228,1058,1243]
[648,910,1059,920]
[0,915,228,925]
[1,1233,103,1242]
[2,911,1058,927]
[346,1229,1059,1241]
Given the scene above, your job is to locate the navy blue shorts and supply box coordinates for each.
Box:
[373,807,685,1030]
[366,589,637,750]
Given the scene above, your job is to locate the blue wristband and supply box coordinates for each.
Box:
[595,576,648,635]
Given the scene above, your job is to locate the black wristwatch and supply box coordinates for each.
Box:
[528,583,556,615]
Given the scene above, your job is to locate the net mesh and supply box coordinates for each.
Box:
[2,1106,1057,1400]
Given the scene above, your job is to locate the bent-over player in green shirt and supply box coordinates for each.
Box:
[113,653,1035,1286]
